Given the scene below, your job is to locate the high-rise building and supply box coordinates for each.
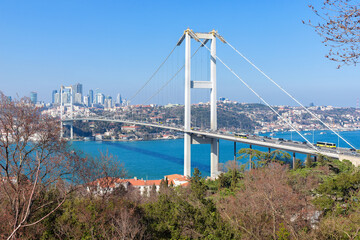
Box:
[89,90,94,104]
[75,93,82,105]
[62,92,70,104]
[72,83,83,104]
[105,96,112,108]
[30,92,37,104]
[54,92,60,104]
[72,83,83,95]
[52,90,58,104]
[96,93,105,105]
[116,93,122,105]
[83,95,90,106]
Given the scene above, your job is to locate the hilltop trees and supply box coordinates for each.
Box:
[0,92,76,239]
[0,93,130,239]
[218,163,309,239]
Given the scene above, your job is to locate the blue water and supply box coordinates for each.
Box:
[72,130,360,179]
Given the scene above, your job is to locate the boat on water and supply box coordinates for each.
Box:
[320,132,326,135]
[304,133,311,135]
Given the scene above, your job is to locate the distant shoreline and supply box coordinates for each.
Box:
[70,136,184,142]
[69,128,360,142]
[259,128,360,135]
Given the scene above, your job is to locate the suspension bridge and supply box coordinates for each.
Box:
[61,29,360,178]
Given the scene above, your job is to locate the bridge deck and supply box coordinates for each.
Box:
[63,117,359,164]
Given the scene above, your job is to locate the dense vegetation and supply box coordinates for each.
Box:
[2,151,360,239]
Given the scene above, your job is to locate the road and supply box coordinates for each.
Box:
[63,117,359,160]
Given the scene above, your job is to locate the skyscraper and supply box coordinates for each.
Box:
[30,92,37,104]
[73,83,83,95]
[83,95,90,106]
[52,90,58,104]
[54,92,60,104]
[89,90,94,105]
[116,93,122,105]
[72,83,83,104]
[105,96,112,108]
[96,93,105,105]
[75,93,82,104]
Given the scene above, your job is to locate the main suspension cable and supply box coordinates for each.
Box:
[129,44,178,102]
[194,35,319,152]
[142,44,203,105]
[225,39,356,149]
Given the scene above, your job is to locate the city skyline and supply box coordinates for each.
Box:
[1,1,359,107]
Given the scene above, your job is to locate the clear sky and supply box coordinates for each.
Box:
[0,0,359,107]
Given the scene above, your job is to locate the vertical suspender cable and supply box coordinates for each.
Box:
[192,35,320,151]
[225,40,356,149]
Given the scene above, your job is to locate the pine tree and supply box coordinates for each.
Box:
[190,168,208,200]
[305,155,313,168]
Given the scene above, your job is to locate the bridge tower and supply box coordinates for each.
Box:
[178,29,226,178]
[60,85,74,140]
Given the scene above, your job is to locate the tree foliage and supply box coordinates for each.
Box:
[307,0,360,67]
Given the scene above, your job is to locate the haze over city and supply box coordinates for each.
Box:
[1,0,359,107]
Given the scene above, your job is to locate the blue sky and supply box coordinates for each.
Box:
[0,0,359,107]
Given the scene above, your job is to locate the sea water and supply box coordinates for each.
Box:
[71,130,360,179]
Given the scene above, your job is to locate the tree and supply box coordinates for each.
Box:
[294,158,303,170]
[218,163,309,239]
[305,155,314,168]
[73,150,127,197]
[307,0,360,67]
[237,148,291,169]
[190,168,208,200]
[0,93,76,239]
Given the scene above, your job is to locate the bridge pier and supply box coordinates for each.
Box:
[249,144,253,170]
[70,122,74,140]
[234,142,237,161]
[184,133,191,177]
[211,139,219,178]
[184,30,191,177]
[293,152,296,169]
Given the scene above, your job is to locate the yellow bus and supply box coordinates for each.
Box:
[234,133,248,139]
[316,141,336,148]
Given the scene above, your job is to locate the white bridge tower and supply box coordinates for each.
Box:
[177,29,226,178]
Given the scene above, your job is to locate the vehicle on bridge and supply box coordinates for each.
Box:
[316,141,336,148]
[234,133,248,139]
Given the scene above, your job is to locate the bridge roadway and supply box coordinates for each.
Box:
[63,117,360,165]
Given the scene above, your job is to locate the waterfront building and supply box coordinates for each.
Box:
[121,125,140,132]
[30,92,37,104]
